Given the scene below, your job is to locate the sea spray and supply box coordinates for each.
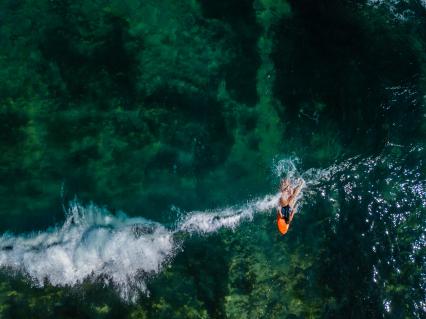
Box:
[1,150,424,303]
[0,202,175,302]
[177,194,279,234]
[0,157,355,302]
[0,194,280,302]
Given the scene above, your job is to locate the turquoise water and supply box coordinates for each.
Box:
[0,0,425,318]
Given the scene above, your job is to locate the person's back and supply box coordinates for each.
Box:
[277,209,292,235]
[276,178,304,235]
[277,204,293,235]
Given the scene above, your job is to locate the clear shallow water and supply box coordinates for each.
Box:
[0,194,278,302]
[1,148,424,315]
[0,0,425,318]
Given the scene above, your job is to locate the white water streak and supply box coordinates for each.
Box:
[1,151,423,302]
[0,193,281,302]
[0,202,175,301]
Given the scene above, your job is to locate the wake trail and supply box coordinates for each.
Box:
[0,194,280,302]
[177,193,279,234]
[1,146,424,302]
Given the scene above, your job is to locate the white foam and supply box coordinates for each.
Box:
[3,152,423,302]
[11,151,423,302]
[273,157,300,180]
[177,194,279,234]
[0,193,282,302]
[0,202,175,302]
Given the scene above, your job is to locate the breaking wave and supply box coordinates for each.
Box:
[1,145,424,304]
[0,194,280,302]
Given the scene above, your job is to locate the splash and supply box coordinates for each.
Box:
[1,148,424,305]
[0,194,280,302]
[292,144,426,317]
[0,158,302,303]
[301,145,426,207]
[272,156,300,180]
[0,202,175,302]
[178,194,279,234]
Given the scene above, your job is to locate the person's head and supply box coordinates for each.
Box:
[280,178,290,192]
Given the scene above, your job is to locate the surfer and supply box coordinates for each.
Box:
[277,178,304,235]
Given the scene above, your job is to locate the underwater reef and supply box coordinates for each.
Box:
[0,0,425,318]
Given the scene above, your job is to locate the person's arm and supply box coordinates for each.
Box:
[288,180,305,207]
[289,207,297,223]
[292,179,305,198]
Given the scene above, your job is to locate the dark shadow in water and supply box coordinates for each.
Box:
[273,0,423,158]
[200,0,261,105]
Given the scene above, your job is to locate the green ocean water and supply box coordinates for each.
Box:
[0,0,425,318]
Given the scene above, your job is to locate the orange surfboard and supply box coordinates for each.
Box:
[277,216,289,235]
